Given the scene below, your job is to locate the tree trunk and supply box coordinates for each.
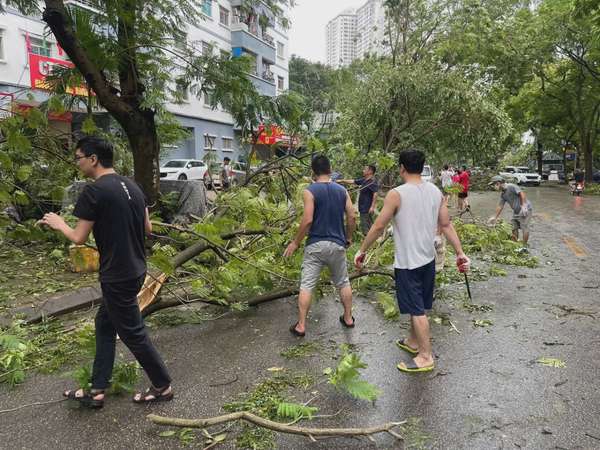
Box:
[583,134,593,183]
[125,111,161,205]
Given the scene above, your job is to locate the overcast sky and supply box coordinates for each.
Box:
[289,0,365,63]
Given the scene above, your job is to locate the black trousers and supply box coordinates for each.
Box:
[91,275,171,390]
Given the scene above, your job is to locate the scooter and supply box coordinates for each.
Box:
[570,181,584,196]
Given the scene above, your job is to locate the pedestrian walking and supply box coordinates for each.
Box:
[339,165,379,235]
[39,137,172,408]
[221,156,232,191]
[488,176,532,245]
[284,155,357,337]
[457,165,470,212]
[440,164,454,201]
[354,149,470,373]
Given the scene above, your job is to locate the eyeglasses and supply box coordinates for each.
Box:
[73,155,91,163]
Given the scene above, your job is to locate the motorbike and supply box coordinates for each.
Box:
[570,181,584,196]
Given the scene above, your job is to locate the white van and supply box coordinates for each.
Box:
[421,165,433,183]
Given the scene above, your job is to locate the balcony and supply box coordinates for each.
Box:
[231,29,276,63]
[249,73,276,96]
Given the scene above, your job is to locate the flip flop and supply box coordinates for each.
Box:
[397,360,434,373]
[289,323,305,337]
[339,315,355,328]
[395,339,419,356]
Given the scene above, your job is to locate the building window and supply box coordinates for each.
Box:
[219,6,229,26]
[203,91,216,107]
[277,76,284,91]
[29,36,52,57]
[204,134,216,150]
[222,137,233,151]
[0,30,4,61]
[276,41,284,59]
[201,41,212,56]
[201,0,211,17]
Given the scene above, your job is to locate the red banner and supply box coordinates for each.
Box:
[29,53,90,97]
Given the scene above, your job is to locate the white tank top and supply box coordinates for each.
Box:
[392,182,443,270]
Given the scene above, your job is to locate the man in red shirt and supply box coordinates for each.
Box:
[457,166,470,212]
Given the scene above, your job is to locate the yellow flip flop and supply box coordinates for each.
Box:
[397,360,434,373]
[395,339,419,356]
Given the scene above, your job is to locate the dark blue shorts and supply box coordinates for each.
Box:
[395,259,436,316]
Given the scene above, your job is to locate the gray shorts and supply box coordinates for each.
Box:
[300,241,350,292]
[512,210,532,232]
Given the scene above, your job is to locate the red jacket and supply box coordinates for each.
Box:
[458,171,470,192]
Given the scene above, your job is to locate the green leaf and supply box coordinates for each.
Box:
[16,166,33,182]
[276,402,318,420]
[13,190,29,206]
[537,358,566,368]
[148,252,175,276]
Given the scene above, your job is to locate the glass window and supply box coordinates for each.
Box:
[164,160,187,168]
[276,41,284,59]
[219,6,229,26]
[0,31,4,60]
[201,41,211,56]
[201,0,211,17]
[29,36,51,57]
[204,134,216,149]
[175,79,189,101]
[222,137,233,150]
[277,76,284,90]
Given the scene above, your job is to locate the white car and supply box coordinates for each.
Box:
[421,165,433,183]
[159,159,208,181]
[498,166,541,186]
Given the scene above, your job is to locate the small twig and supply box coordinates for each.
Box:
[449,320,461,334]
[208,375,239,387]
[586,432,600,442]
[0,398,66,414]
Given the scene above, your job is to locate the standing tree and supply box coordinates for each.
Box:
[2,0,291,203]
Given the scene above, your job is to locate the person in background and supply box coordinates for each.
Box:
[488,176,532,245]
[284,155,357,337]
[440,164,454,201]
[221,157,232,191]
[457,166,470,212]
[339,165,379,235]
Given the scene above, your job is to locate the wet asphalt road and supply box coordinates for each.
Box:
[0,184,599,450]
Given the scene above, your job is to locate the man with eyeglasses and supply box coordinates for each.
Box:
[39,136,172,409]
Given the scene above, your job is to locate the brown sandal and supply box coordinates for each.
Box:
[132,385,173,404]
[63,388,104,409]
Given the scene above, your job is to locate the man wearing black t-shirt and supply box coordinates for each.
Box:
[339,165,379,235]
[39,137,172,409]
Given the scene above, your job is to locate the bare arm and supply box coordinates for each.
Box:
[359,190,400,254]
[38,213,94,245]
[144,208,152,235]
[438,201,470,271]
[283,190,314,257]
[345,192,356,244]
[369,190,377,213]
[519,191,527,206]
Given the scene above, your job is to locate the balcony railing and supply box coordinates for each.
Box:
[262,69,275,83]
[263,33,275,47]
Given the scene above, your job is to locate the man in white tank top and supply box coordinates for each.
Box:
[354,149,470,373]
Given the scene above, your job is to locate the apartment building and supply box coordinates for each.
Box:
[325,9,357,69]
[0,0,290,163]
[325,0,386,68]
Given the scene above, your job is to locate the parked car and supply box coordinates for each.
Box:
[204,161,248,190]
[160,159,208,181]
[421,165,433,183]
[498,166,541,186]
[593,171,600,183]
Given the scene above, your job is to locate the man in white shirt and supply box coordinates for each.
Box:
[355,149,470,373]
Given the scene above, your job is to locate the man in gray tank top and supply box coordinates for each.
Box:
[354,149,470,373]
[284,155,357,337]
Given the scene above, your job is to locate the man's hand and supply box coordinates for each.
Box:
[368,206,375,214]
[354,250,366,269]
[520,204,529,216]
[37,213,67,232]
[456,253,471,273]
[283,241,298,258]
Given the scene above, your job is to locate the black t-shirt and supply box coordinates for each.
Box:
[354,177,379,214]
[73,174,147,283]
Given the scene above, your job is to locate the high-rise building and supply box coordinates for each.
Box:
[0,0,290,163]
[325,9,357,69]
[325,0,387,68]
[355,0,386,59]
